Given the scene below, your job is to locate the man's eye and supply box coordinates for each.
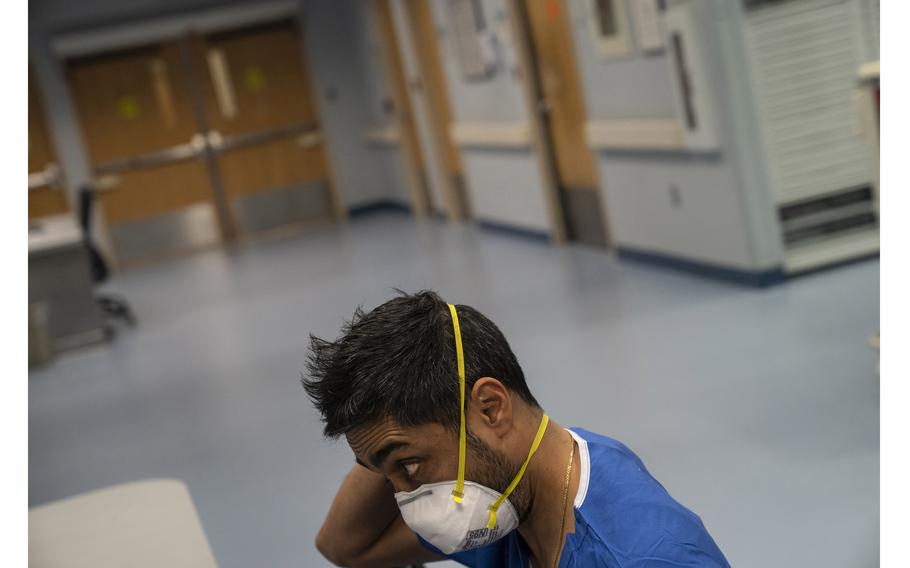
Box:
[402,462,419,478]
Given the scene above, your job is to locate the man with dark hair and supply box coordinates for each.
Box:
[304,290,729,567]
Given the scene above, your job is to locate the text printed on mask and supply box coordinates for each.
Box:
[462,526,502,550]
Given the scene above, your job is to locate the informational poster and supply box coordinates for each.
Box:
[449,0,496,80]
[588,0,632,60]
[629,0,665,53]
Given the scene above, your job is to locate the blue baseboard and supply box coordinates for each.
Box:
[348,199,411,218]
[476,220,551,243]
[616,246,786,288]
[786,251,879,279]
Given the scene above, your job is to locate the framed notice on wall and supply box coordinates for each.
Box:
[629,0,665,53]
[448,0,497,80]
[588,0,632,60]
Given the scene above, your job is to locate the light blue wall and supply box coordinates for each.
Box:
[568,2,676,120]
[347,0,411,206]
[567,0,782,270]
[428,0,552,234]
[302,0,409,208]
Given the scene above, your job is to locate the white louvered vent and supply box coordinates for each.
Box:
[744,0,873,205]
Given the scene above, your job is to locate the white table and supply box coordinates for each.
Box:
[28,214,83,254]
[28,214,106,352]
[29,479,218,568]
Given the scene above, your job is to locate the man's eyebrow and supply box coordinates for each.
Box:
[370,441,409,470]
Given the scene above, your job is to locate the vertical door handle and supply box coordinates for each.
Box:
[149,58,178,128]
[206,48,238,119]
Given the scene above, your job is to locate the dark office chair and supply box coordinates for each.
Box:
[78,184,137,329]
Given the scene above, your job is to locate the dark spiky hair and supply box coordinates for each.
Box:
[302,290,539,438]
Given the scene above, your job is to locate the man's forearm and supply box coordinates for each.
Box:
[315,464,400,565]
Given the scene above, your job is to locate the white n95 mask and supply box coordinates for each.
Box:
[395,480,519,554]
[393,303,550,554]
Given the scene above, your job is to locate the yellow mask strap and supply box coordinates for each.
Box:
[485,413,549,529]
[448,303,467,504]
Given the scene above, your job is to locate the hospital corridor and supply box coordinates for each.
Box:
[30,213,880,567]
[24,1,883,567]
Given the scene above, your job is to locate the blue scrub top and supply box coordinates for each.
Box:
[418,428,729,567]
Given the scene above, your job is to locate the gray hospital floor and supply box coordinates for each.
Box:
[29,212,879,568]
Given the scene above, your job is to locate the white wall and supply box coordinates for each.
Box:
[568,0,782,271]
[428,0,552,234]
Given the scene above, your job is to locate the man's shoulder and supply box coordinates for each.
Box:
[571,427,689,510]
[570,427,648,473]
[571,427,673,526]
[570,428,729,566]
[570,427,632,450]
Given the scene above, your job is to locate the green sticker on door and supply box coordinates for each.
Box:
[243,67,266,92]
[116,95,140,120]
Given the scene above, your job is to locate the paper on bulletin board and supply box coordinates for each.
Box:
[630,0,665,53]
[588,0,632,60]
[449,0,496,80]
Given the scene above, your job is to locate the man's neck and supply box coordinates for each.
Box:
[517,415,580,567]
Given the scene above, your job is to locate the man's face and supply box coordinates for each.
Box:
[346,417,533,521]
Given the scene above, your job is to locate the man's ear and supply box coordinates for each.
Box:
[467,377,513,438]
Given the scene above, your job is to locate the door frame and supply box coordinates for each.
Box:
[387,0,468,222]
[517,0,612,248]
[373,0,432,217]
[506,0,615,248]
[503,0,567,245]
[51,1,301,58]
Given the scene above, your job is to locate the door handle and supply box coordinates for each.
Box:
[206,130,225,150]
[92,174,121,193]
[297,130,323,148]
[536,98,551,115]
[28,163,61,191]
[206,48,238,119]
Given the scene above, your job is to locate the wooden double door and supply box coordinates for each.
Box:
[66,19,340,264]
